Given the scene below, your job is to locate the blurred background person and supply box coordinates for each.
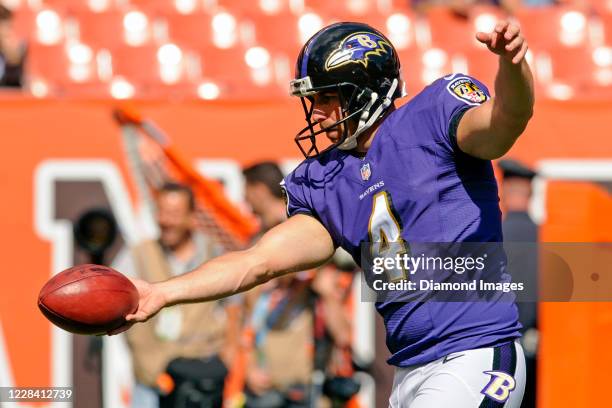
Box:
[311,253,360,408]
[0,4,25,88]
[241,161,359,407]
[241,161,314,407]
[243,161,288,233]
[113,182,240,408]
[500,159,538,243]
[499,158,539,408]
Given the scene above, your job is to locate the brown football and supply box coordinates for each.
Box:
[38,264,139,335]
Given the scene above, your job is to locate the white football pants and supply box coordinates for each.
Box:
[389,340,525,408]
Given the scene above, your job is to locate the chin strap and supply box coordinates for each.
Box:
[338,78,399,151]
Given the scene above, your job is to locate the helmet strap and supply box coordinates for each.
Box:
[338,78,399,151]
[338,90,377,150]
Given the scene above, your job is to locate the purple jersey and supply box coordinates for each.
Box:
[283,74,521,367]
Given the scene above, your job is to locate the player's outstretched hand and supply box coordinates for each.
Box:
[107,277,166,335]
[475,20,528,65]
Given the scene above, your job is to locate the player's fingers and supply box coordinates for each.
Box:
[512,42,529,64]
[495,20,509,33]
[504,24,520,40]
[125,311,146,321]
[490,30,498,49]
[475,31,492,44]
[505,35,523,52]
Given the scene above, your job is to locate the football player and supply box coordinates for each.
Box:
[115,20,534,407]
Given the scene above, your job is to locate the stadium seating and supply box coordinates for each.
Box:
[71,10,129,49]
[514,6,592,50]
[424,7,474,50]
[8,1,611,101]
[164,12,216,49]
[397,46,455,95]
[461,46,499,89]
[601,12,612,45]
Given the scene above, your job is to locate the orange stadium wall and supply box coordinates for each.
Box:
[0,96,611,407]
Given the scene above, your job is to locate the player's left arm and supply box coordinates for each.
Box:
[457,20,534,160]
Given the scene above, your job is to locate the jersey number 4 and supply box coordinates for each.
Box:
[368,191,409,281]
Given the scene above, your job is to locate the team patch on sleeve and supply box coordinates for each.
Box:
[447,77,488,106]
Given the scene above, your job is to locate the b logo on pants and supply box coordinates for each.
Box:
[481,370,516,402]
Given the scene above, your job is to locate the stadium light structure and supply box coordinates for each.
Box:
[158,43,183,65]
[593,46,612,67]
[422,48,447,84]
[547,83,574,100]
[123,10,150,46]
[174,0,197,14]
[474,13,498,35]
[245,46,273,86]
[593,47,612,85]
[110,77,135,99]
[197,81,221,100]
[87,0,111,13]
[36,9,63,45]
[68,42,93,66]
[158,43,184,84]
[245,46,270,69]
[1,0,20,10]
[30,79,50,98]
[260,0,282,15]
[289,0,305,14]
[96,49,113,82]
[347,0,369,15]
[386,13,412,49]
[212,12,237,49]
[298,13,323,44]
[560,10,586,47]
[67,42,94,82]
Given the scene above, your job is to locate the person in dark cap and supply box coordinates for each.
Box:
[499,158,538,408]
[500,158,538,242]
[0,4,26,88]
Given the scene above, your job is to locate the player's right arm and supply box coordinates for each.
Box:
[119,214,335,328]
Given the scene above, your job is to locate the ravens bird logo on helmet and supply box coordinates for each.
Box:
[325,32,392,71]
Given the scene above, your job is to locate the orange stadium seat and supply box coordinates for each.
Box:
[397,46,455,96]
[601,12,612,45]
[110,44,201,98]
[110,44,160,85]
[514,6,592,50]
[548,47,612,91]
[39,0,121,13]
[467,5,508,43]
[198,45,253,87]
[361,11,417,51]
[424,7,473,50]
[302,0,350,18]
[197,45,288,99]
[131,0,202,15]
[27,42,107,97]
[165,12,215,49]
[27,43,70,84]
[217,0,293,15]
[462,46,500,89]
[251,11,305,55]
[10,5,34,37]
[71,10,126,49]
[590,0,612,15]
